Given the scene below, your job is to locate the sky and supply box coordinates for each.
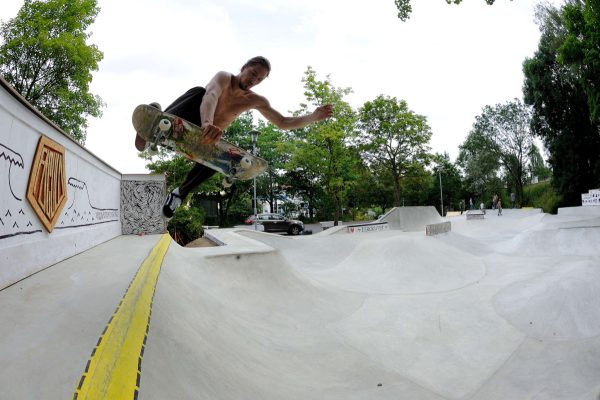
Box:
[1,0,564,174]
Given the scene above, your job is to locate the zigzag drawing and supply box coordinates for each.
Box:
[58,177,119,229]
[0,142,25,201]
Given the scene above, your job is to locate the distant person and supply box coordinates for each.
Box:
[135,56,333,218]
[469,197,474,210]
[497,198,503,216]
[510,192,516,208]
[459,199,465,215]
[480,202,486,214]
[492,193,498,210]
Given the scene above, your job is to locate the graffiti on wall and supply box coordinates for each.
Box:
[56,178,119,229]
[1,143,24,200]
[121,180,165,235]
[0,142,42,239]
[1,139,119,241]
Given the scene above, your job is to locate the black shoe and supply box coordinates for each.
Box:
[162,188,182,219]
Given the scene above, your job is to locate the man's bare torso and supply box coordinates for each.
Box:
[212,73,262,130]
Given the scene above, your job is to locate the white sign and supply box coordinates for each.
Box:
[347,223,389,234]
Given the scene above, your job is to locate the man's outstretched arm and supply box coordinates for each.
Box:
[256,96,333,130]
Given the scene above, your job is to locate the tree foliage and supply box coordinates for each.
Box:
[429,153,464,215]
[0,0,104,143]
[287,67,358,224]
[523,2,600,205]
[470,99,533,205]
[457,128,504,203]
[394,0,504,21]
[528,143,551,182]
[358,95,432,206]
[559,0,600,122]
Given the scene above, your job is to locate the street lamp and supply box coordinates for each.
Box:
[437,166,444,217]
[250,130,259,230]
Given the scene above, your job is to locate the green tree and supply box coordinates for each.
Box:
[528,143,551,182]
[430,153,464,215]
[394,0,505,21]
[523,2,600,205]
[559,0,600,123]
[470,99,533,205]
[357,95,432,207]
[0,0,104,143]
[254,120,289,214]
[287,67,358,225]
[457,125,504,203]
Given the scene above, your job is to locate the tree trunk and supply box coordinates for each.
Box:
[393,176,402,207]
[333,191,341,226]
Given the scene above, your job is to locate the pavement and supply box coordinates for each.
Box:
[1,207,600,399]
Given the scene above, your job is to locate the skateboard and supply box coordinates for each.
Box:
[132,104,268,186]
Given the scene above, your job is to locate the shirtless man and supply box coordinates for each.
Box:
[135,56,333,218]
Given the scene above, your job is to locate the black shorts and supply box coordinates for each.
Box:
[164,87,206,126]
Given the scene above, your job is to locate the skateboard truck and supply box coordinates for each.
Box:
[221,155,253,188]
[149,118,172,152]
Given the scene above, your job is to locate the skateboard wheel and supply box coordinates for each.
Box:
[222,177,233,188]
[159,119,171,132]
[240,156,252,169]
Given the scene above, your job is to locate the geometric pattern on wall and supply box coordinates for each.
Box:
[26,135,67,233]
[120,179,166,235]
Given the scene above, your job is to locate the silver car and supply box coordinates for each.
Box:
[249,213,304,235]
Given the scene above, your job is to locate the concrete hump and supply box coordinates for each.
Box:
[378,206,442,232]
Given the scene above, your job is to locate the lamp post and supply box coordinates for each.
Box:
[250,130,259,230]
[437,166,444,217]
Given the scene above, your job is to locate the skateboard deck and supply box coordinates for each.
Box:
[132,104,268,183]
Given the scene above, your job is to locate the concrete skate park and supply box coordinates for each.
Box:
[2,76,600,400]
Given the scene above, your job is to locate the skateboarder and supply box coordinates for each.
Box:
[136,56,333,218]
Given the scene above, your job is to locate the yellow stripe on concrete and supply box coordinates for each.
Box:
[74,234,171,400]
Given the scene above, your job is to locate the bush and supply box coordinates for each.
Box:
[523,181,562,214]
[167,206,205,246]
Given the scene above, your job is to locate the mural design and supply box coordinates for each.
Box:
[1,143,25,200]
[121,180,165,235]
[27,136,67,232]
[56,178,119,229]
[0,142,41,239]
[0,141,119,240]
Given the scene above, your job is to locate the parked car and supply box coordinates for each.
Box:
[244,213,304,235]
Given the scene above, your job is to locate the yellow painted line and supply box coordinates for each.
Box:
[73,234,171,400]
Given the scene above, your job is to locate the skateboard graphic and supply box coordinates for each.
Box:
[132,104,268,186]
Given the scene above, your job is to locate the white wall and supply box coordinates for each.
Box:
[0,79,122,289]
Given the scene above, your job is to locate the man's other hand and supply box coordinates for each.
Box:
[201,124,223,145]
[314,104,333,121]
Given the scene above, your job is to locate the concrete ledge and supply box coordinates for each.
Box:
[319,221,335,230]
[466,210,485,220]
[558,206,600,217]
[426,221,452,236]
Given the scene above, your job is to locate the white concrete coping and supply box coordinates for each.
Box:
[319,221,335,229]
[202,228,276,257]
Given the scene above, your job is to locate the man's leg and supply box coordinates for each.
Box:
[159,87,209,218]
[162,162,217,218]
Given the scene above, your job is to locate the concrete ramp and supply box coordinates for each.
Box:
[379,206,443,231]
[2,209,600,399]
